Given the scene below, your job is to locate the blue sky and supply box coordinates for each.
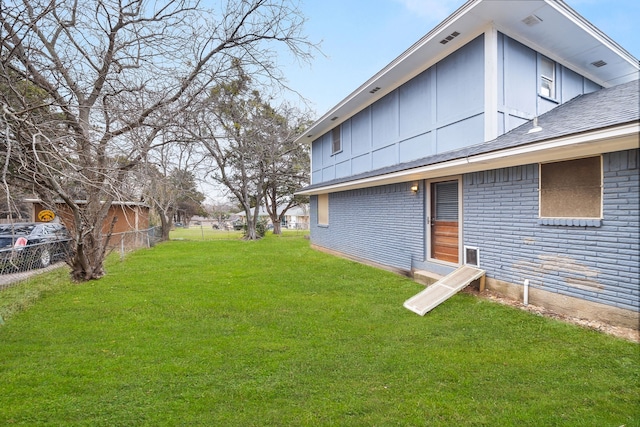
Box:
[284,0,640,117]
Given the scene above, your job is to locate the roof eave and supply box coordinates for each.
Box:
[296,0,639,146]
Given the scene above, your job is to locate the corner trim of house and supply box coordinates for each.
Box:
[485,277,640,330]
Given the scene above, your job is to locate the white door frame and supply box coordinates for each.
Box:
[426,175,463,266]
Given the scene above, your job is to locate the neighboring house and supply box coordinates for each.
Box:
[296,0,639,328]
[237,205,310,230]
[28,199,150,248]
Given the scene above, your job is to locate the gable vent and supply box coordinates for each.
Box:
[439,31,460,44]
[591,60,607,68]
[369,87,381,94]
[522,14,543,26]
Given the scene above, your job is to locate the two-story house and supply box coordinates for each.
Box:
[296,0,639,329]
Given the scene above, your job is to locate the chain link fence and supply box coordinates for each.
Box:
[0,227,162,291]
[169,223,310,241]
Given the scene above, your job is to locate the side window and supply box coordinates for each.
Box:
[539,156,602,218]
[331,127,341,154]
[317,194,329,226]
[539,56,556,99]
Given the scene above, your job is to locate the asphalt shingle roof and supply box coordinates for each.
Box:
[302,79,639,192]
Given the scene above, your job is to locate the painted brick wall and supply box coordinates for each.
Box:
[463,149,639,312]
[310,182,424,271]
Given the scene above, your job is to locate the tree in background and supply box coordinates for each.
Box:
[141,138,207,240]
[172,169,207,226]
[196,68,270,240]
[204,202,230,229]
[194,66,310,238]
[262,104,310,234]
[0,0,314,280]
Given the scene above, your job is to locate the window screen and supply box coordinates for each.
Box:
[540,156,602,218]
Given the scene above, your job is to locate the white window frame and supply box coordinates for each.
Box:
[317,193,329,226]
[539,55,556,99]
[331,127,341,155]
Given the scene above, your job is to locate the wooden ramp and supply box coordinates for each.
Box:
[404,266,485,316]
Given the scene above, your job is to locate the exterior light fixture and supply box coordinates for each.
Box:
[411,183,419,193]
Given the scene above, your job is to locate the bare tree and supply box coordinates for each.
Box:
[193,69,310,238]
[141,137,207,240]
[195,69,270,240]
[261,104,310,234]
[0,0,314,280]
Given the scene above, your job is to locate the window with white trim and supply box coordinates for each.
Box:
[539,56,556,99]
[539,156,602,219]
[317,193,329,225]
[331,127,341,154]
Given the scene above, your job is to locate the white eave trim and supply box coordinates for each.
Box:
[297,123,639,196]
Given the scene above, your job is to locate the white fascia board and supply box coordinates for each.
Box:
[297,123,639,195]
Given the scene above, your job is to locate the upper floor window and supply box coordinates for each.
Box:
[331,127,341,154]
[540,56,556,99]
[539,156,602,219]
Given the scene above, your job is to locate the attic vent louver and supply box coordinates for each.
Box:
[369,87,381,94]
[330,116,338,121]
[591,60,607,68]
[439,31,460,44]
[522,15,543,26]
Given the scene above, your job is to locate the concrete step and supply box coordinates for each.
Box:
[412,269,443,287]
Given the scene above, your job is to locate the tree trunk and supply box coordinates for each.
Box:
[69,237,106,281]
[272,220,282,235]
[243,203,261,240]
[68,208,116,281]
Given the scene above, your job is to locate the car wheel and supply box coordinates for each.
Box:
[38,247,52,268]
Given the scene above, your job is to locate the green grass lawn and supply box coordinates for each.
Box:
[1,236,638,426]
[169,225,308,241]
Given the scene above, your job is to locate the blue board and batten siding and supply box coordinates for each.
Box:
[312,33,600,186]
[310,149,639,312]
[312,35,485,184]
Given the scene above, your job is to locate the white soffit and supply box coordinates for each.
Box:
[298,0,639,146]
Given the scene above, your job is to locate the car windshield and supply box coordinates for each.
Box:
[0,225,36,235]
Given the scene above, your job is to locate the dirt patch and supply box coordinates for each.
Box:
[463,288,639,343]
